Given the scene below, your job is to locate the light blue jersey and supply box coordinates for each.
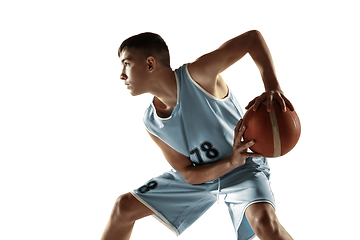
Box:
[144,64,244,165]
[136,64,275,240]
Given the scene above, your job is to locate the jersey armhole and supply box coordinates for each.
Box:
[184,64,230,101]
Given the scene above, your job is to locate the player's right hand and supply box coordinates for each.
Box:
[245,90,294,113]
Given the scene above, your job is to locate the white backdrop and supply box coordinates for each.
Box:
[1,1,359,239]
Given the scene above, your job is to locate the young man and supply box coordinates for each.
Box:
[101,30,294,240]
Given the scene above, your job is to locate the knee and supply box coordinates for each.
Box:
[250,208,280,238]
[111,193,136,222]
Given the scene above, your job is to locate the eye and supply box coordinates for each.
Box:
[124,62,130,66]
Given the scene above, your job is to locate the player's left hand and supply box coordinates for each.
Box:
[245,90,294,112]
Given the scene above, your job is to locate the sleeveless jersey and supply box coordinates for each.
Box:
[144,64,244,165]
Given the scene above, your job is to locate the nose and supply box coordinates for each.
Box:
[120,72,128,81]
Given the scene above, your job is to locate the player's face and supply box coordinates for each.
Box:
[119,50,149,96]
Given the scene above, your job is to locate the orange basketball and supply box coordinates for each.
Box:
[242,101,301,158]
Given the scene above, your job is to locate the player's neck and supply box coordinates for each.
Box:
[150,67,177,111]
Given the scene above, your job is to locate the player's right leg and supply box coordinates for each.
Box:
[100,192,154,240]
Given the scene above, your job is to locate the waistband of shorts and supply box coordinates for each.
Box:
[219,157,268,179]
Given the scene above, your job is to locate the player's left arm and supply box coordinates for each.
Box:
[187,30,293,112]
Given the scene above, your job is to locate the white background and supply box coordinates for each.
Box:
[1,0,359,239]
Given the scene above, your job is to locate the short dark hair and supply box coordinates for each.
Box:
[118,32,170,67]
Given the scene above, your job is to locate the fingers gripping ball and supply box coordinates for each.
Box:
[242,101,301,158]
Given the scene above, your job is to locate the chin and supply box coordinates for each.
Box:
[129,90,142,97]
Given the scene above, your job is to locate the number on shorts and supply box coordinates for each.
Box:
[138,180,158,194]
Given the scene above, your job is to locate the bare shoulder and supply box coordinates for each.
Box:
[187,54,217,86]
[185,30,260,98]
[187,61,228,99]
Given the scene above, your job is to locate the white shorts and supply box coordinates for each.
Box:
[132,157,275,240]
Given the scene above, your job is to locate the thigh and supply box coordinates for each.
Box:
[245,202,279,233]
[245,202,276,221]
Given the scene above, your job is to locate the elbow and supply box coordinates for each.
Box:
[246,30,267,55]
[247,29,262,37]
[246,30,263,44]
[181,169,203,185]
[183,174,199,185]
[185,178,202,186]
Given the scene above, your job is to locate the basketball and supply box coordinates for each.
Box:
[242,101,301,158]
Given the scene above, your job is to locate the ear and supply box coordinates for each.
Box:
[146,56,156,72]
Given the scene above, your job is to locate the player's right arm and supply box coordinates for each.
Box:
[147,119,261,185]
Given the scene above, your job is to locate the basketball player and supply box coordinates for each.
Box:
[101,30,294,240]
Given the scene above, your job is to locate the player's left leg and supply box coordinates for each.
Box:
[245,202,293,240]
